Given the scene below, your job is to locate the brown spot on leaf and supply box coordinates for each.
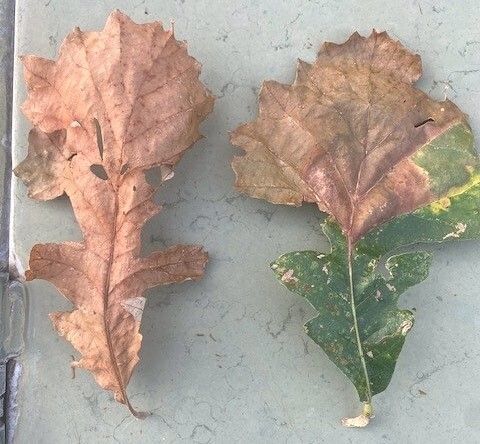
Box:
[281,269,299,283]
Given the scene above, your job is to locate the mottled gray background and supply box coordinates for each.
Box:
[10,0,480,443]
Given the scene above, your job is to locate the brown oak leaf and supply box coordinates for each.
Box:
[231,31,471,244]
[14,11,214,417]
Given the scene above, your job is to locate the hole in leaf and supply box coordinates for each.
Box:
[93,118,104,160]
[67,153,77,161]
[90,164,108,180]
[120,164,128,175]
[414,118,434,128]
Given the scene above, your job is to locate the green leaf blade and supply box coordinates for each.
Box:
[271,229,437,401]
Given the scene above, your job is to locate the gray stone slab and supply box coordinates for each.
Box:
[0,0,13,272]
[1,1,21,443]
[10,1,480,443]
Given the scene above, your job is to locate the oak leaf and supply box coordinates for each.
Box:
[231,31,480,426]
[14,11,214,418]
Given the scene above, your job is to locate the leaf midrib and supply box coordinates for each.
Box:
[347,241,373,403]
[101,187,141,417]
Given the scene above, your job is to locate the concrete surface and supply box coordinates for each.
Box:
[9,0,480,443]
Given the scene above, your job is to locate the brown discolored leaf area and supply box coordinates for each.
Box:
[231,31,470,244]
[14,11,214,417]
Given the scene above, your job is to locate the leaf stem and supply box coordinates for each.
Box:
[363,401,373,417]
[347,239,373,407]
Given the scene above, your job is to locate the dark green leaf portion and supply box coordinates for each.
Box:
[272,181,480,401]
[272,239,430,399]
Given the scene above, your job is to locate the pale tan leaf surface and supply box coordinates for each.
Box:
[14,10,213,417]
[231,31,472,242]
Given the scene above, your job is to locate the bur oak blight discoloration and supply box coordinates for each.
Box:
[231,31,480,426]
[231,31,477,243]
